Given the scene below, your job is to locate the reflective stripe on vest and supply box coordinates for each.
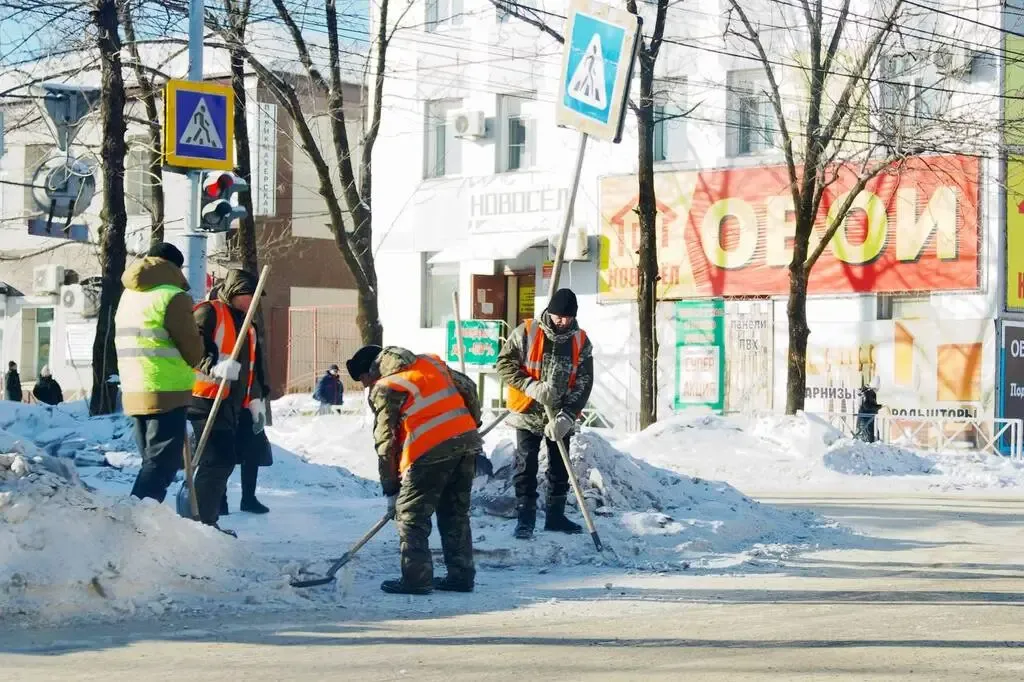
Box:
[192,300,256,407]
[377,353,478,473]
[114,285,195,394]
[506,318,586,414]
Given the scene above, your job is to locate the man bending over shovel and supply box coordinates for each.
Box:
[347,345,483,595]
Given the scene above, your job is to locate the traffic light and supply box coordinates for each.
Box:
[199,172,248,233]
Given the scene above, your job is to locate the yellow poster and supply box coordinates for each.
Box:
[1006,158,1024,310]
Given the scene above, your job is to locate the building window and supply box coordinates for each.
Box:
[35,307,54,378]
[422,255,459,328]
[727,70,775,156]
[125,138,155,217]
[653,103,667,162]
[424,99,463,178]
[499,94,535,172]
[426,0,463,31]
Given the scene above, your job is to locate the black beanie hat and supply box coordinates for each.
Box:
[346,345,383,381]
[547,288,579,317]
[146,242,185,269]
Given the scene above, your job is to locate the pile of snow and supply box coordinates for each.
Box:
[470,430,850,571]
[822,439,936,477]
[0,451,296,625]
[0,402,135,466]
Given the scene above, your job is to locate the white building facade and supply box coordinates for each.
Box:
[373,0,1013,434]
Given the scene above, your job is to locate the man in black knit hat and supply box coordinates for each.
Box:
[495,287,594,540]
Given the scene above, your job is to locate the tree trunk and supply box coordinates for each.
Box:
[636,54,659,430]
[229,33,258,273]
[89,0,128,416]
[355,247,383,346]
[785,216,813,415]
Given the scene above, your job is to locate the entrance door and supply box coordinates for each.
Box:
[471,275,506,321]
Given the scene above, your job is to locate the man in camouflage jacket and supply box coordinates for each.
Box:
[495,288,594,539]
[346,344,483,595]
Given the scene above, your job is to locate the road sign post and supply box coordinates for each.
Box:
[547,0,641,553]
[164,0,236,301]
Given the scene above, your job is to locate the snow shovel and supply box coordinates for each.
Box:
[544,404,603,552]
[479,410,509,437]
[290,511,393,588]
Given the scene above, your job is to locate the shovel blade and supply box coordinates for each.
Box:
[290,575,336,588]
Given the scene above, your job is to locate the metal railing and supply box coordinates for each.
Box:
[808,411,1024,460]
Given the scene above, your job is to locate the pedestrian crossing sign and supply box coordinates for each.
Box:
[164,79,234,171]
[556,0,641,143]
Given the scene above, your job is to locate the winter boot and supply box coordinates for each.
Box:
[514,502,536,540]
[240,497,270,514]
[544,496,583,534]
[380,579,432,595]
[432,575,474,593]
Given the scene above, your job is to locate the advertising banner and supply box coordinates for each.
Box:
[789,318,995,419]
[673,299,725,412]
[446,319,504,367]
[999,322,1024,453]
[599,155,980,300]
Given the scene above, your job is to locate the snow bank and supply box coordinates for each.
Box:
[0,402,135,466]
[471,431,849,571]
[0,452,295,625]
[823,440,936,477]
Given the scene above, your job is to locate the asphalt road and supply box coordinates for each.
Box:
[4,492,1024,680]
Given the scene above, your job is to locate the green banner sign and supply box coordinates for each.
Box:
[446,319,504,367]
[674,299,725,412]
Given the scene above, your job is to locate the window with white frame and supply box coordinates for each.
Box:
[727,70,776,157]
[424,99,463,178]
[125,138,155,216]
[653,102,667,162]
[426,0,463,31]
[422,255,459,328]
[877,52,951,148]
[498,93,535,172]
[34,307,53,379]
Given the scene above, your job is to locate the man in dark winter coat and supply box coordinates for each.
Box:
[5,361,22,402]
[495,288,594,540]
[348,344,481,595]
[189,269,272,531]
[314,364,344,414]
[32,366,63,405]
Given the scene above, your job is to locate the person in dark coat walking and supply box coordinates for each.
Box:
[32,366,63,405]
[189,269,272,532]
[5,361,22,402]
[314,364,344,414]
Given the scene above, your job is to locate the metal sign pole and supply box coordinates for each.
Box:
[547,131,589,298]
[184,0,208,301]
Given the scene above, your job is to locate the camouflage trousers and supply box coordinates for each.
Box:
[395,449,476,589]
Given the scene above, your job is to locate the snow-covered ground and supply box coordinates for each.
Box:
[3,399,1024,627]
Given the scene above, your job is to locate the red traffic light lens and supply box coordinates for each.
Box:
[203,174,234,198]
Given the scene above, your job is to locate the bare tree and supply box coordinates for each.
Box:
[185,0,414,345]
[725,0,910,413]
[89,0,129,415]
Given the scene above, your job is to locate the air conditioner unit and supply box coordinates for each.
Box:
[548,227,590,262]
[32,264,64,295]
[60,284,99,318]
[449,110,486,139]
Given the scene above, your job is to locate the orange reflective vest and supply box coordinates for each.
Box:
[506,319,587,414]
[192,300,255,407]
[376,354,478,473]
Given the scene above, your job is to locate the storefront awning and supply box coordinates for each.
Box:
[427,232,549,265]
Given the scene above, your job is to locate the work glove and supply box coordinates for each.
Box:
[210,358,241,381]
[524,380,560,408]
[386,493,398,517]
[248,399,266,434]
[544,411,576,441]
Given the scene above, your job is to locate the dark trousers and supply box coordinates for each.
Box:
[513,429,571,506]
[190,423,236,525]
[395,452,476,589]
[130,407,187,503]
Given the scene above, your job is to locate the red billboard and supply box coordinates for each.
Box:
[599,155,981,299]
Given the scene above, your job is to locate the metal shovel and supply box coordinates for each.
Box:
[290,512,394,588]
